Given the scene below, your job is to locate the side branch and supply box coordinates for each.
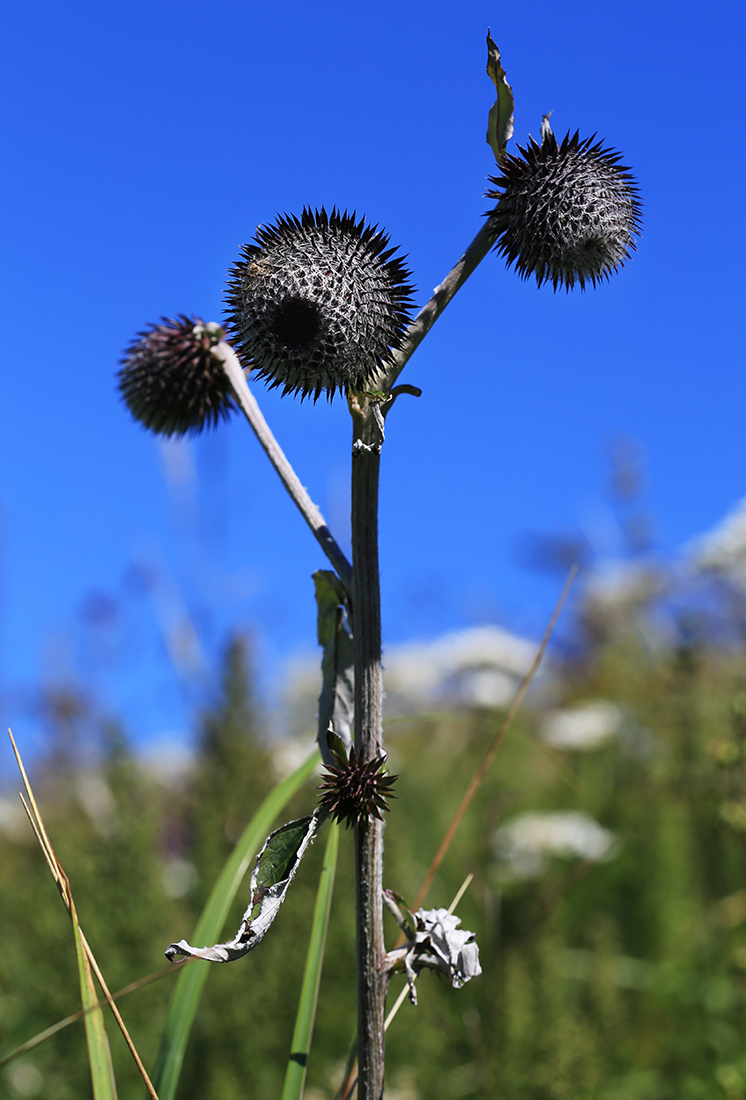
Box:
[383,218,496,391]
[215,342,354,593]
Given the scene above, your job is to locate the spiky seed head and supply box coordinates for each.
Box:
[317,744,398,829]
[225,207,415,401]
[118,316,237,437]
[486,130,642,291]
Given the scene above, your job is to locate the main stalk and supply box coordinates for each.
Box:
[350,395,387,1100]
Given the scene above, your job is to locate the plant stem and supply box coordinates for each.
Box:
[215,341,354,594]
[350,394,388,1100]
[338,215,496,1100]
[383,218,496,390]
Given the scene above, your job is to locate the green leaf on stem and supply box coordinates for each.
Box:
[486,30,515,165]
[314,569,354,764]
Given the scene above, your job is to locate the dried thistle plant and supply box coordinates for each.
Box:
[486,127,642,290]
[118,317,236,436]
[112,32,641,1100]
[225,208,414,401]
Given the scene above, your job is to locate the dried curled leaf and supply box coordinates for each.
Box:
[385,907,482,1005]
[165,813,322,963]
[314,570,354,764]
[486,31,515,165]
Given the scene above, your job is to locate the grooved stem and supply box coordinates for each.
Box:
[350,396,387,1100]
[342,216,496,1100]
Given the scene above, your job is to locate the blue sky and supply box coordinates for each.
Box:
[1,0,744,757]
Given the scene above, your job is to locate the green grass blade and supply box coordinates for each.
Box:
[70,902,118,1100]
[153,750,320,1100]
[282,821,339,1100]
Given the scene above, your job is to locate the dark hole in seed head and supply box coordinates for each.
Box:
[272,297,320,350]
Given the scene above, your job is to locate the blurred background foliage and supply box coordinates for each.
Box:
[5,443,746,1098]
[5,601,746,1100]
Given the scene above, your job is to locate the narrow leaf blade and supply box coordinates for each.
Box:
[153,750,320,1100]
[486,31,515,164]
[314,570,354,763]
[281,821,339,1100]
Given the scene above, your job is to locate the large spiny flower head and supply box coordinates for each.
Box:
[486,127,642,291]
[225,207,414,401]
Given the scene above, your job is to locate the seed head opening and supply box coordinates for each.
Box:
[118,316,236,437]
[225,207,415,401]
[486,130,642,291]
[272,297,321,349]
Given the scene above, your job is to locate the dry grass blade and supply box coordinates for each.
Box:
[77,929,160,1098]
[409,564,577,914]
[446,872,474,915]
[336,569,576,1100]
[8,728,160,1100]
[0,963,192,1073]
[0,962,191,1071]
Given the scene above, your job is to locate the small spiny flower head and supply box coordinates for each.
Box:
[486,129,642,291]
[317,743,398,829]
[118,316,236,436]
[225,207,415,401]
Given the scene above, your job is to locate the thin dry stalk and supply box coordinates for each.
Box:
[8,729,161,1100]
[0,961,191,1070]
[336,567,576,1100]
[408,564,577,914]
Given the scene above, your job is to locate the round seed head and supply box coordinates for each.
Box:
[225,207,415,401]
[317,745,398,829]
[118,316,237,437]
[486,130,642,291]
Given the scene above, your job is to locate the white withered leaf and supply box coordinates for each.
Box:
[165,813,321,963]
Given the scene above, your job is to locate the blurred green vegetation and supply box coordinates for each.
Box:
[5,624,746,1100]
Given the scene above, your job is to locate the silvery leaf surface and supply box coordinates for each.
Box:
[165,812,322,963]
[314,569,354,764]
[396,907,482,1002]
[414,908,483,988]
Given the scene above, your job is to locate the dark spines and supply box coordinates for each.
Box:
[118,316,236,437]
[225,207,415,401]
[317,744,398,829]
[486,130,642,291]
